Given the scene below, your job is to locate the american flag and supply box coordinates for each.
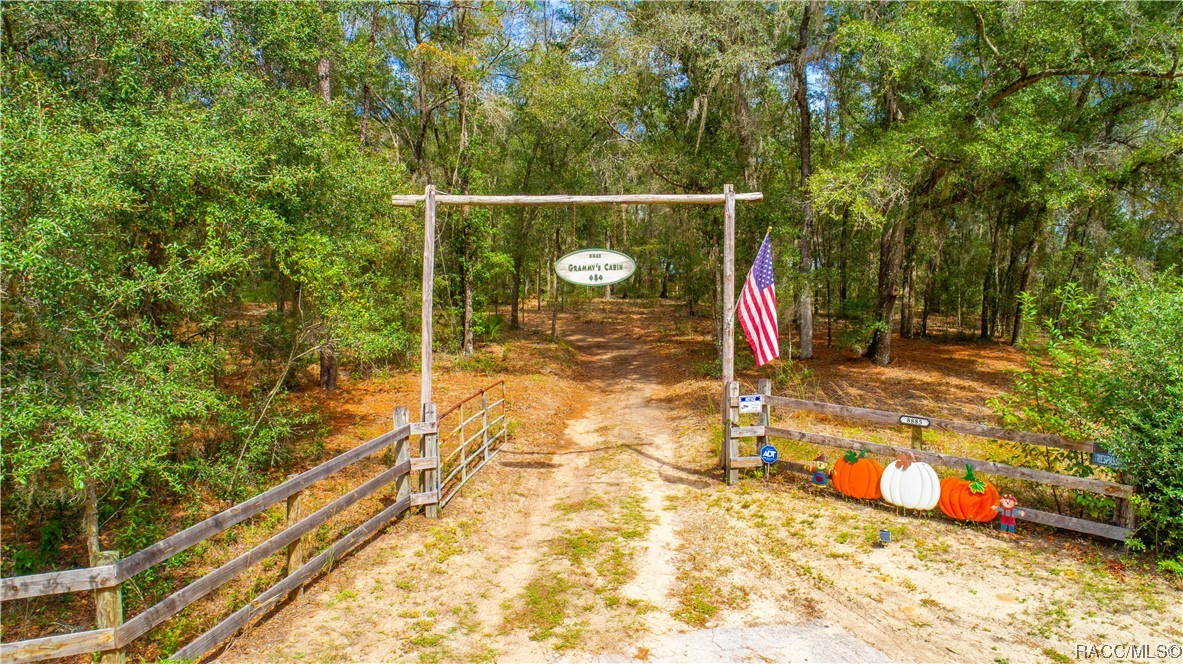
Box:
[738,232,779,366]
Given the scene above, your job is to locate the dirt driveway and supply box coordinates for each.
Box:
[216,303,1181,663]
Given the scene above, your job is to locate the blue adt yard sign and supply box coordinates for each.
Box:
[759,445,779,465]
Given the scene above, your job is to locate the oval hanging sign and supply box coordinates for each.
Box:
[554,248,636,286]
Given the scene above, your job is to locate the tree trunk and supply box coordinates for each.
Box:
[838,205,850,315]
[899,217,918,338]
[1010,212,1045,345]
[510,253,524,330]
[319,344,338,389]
[462,271,474,355]
[865,214,907,365]
[551,227,560,341]
[315,52,337,389]
[921,228,946,337]
[316,58,331,102]
[998,219,1021,340]
[980,207,1003,340]
[83,475,100,566]
[275,268,286,313]
[794,1,816,359]
[359,8,376,145]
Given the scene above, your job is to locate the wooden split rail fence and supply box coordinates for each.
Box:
[0,382,510,663]
[722,379,1135,542]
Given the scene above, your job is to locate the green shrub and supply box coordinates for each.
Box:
[993,264,1183,557]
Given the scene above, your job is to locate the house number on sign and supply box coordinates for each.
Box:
[899,415,931,428]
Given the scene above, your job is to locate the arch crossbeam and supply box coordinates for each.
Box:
[391,192,763,207]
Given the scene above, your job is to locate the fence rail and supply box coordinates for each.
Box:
[437,380,509,508]
[723,383,1135,542]
[1,410,436,664]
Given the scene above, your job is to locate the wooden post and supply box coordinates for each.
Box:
[421,184,436,412]
[1113,470,1136,537]
[421,402,439,518]
[721,184,738,484]
[911,426,924,450]
[758,379,772,478]
[393,406,410,504]
[284,476,305,600]
[94,550,125,664]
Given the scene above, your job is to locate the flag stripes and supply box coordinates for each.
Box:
[737,233,780,366]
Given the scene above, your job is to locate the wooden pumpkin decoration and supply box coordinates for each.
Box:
[939,465,1001,522]
[831,449,884,500]
[880,455,940,510]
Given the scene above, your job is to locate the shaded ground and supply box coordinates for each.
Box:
[214,300,1181,663]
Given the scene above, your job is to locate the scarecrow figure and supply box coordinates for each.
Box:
[994,494,1025,536]
[807,454,829,487]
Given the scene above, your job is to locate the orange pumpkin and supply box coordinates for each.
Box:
[831,449,884,500]
[938,465,1001,522]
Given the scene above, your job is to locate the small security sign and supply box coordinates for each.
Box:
[738,394,763,414]
[899,415,931,428]
[759,445,779,465]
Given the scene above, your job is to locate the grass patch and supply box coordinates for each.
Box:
[503,576,572,641]
[424,520,473,563]
[672,580,721,627]
[595,542,636,588]
[1041,648,1072,664]
[551,528,610,565]
[554,497,607,515]
[614,495,655,540]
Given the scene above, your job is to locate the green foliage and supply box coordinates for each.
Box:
[993,265,1183,556]
[1,1,409,560]
[1094,265,1183,556]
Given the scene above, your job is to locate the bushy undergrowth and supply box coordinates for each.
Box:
[993,262,1183,563]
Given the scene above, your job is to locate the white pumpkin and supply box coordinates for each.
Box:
[880,457,940,510]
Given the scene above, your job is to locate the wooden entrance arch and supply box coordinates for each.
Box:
[391,184,765,509]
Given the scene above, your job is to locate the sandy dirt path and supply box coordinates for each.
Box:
[215,304,1179,664]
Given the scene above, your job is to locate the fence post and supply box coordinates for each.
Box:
[95,550,125,664]
[757,379,772,478]
[481,390,490,462]
[1113,470,1136,538]
[421,402,440,518]
[393,406,410,508]
[910,426,924,450]
[284,474,305,601]
[720,185,737,484]
[723,380,739,485]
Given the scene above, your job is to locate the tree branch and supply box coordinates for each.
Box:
[988,67,1183,108]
